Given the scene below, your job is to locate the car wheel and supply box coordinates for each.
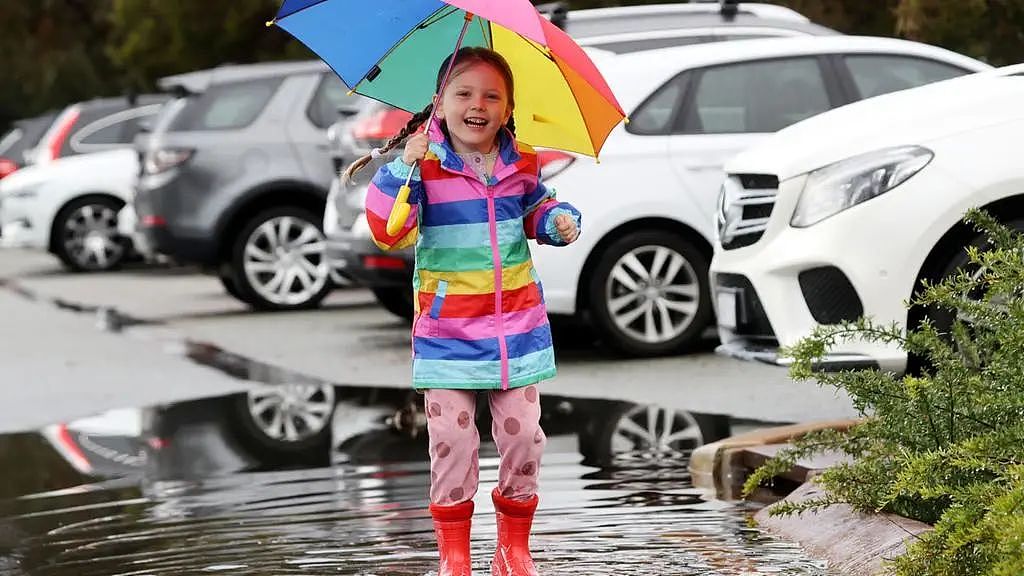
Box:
[577,402,709,466]
[229,383,336,461]
[908,218,1024,372]
[229,207,332,310]
[371,286,414,321]
[218,267,250,303]
[588,230,713,357]
[52,196,127,272]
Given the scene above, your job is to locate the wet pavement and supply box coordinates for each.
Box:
[0,383,831,575]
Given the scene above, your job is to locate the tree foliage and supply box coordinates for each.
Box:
[745,209,1024,575]
[3,1,1024,132]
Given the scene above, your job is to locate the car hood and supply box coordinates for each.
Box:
[726,67,1024,181]
[0,148,138,194]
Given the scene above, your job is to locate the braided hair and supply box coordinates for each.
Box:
[341,46,516,184]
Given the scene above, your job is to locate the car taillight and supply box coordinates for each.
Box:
[144,147,194,175]
[0,157,17,179]
[352,108,413,141]
[45,107,81,162]
[537,150,575,181]
[364,255,407,270]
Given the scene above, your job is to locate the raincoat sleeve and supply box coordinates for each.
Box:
[523,177,582,247]
[365,158,424,251]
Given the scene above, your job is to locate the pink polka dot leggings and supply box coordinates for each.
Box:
[425,384,547,506]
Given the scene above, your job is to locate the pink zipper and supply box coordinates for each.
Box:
[486,186,509,390]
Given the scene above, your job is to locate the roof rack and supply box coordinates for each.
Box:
[688,0,740,18]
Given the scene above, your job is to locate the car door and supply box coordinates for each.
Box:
[666,56,839,225]
[290,72,365,192]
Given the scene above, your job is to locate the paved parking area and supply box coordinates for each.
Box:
[1,249,857,429]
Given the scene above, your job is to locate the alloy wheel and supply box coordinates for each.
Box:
[61,203,124,270]
[604,245,700,345]
[243,216,329,306]
[610,404,704,454]
[246,383,336,443]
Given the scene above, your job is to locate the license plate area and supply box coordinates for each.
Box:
[716,288,740,330]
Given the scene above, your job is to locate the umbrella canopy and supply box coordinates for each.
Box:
[271,0,625,157]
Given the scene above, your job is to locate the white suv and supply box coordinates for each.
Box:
[711,65,1024,373]
[530,36,989,357]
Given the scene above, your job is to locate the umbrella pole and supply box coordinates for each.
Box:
[386,12,475,236]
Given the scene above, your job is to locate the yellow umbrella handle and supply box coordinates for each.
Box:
[385,182,413,236]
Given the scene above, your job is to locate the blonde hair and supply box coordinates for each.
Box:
[341,47,516,183]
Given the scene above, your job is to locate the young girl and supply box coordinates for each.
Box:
[343,47,580,576]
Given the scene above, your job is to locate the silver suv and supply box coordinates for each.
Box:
[134,61,365,310]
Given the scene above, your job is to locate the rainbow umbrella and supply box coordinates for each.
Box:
[269,0,625,159]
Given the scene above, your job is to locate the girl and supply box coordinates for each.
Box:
[343,47,580,576]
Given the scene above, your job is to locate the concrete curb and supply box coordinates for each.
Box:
[689,419,858,500]
[689,420,933,575]
[755,482,932,576]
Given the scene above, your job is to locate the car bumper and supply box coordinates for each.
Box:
[134,174,219,265]
[326,224,412,288]
[0,194,48,249]
[709,168,956,375]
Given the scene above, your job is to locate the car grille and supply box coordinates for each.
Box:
[717,174,779,250]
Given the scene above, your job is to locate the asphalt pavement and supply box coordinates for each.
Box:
[0,248,857,432]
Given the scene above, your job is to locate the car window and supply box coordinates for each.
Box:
[71,106,162,151]
[843,55,968,99]
[626,74,689,136]
[308,73,362,129]
[682,57,830,134]
[586,35,713,54]
[0,128,22,156]
[169,77,282,132]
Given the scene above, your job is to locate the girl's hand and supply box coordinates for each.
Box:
[402,133,429,166]
[555,213,579,244]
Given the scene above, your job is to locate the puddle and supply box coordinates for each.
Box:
[0,385,829,575]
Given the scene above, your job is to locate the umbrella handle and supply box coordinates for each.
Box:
[385,183,413,236]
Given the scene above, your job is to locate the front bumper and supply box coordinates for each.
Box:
[709,167,956,375]
[0,194,48,249]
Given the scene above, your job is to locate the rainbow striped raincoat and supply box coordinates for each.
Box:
[366,122,581,390]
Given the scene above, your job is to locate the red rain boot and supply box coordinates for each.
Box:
[429,499,475,576]
[491,488,539,576]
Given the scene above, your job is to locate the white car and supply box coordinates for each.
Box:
[710,65,1024,373]
[0,149,140,271]
[530,35,990,357]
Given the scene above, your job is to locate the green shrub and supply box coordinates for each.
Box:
[743,209,1024,575]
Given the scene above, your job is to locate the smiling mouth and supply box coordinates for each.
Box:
[464,118,488,128]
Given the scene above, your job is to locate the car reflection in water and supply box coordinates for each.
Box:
[36,383,732,485]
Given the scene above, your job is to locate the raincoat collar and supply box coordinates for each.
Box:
[427,116,522,182]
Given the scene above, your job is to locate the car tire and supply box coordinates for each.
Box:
[229,206,332,311]
[371,286,414,322]
[227,384,336,463]
[908,218,1024,373]
[218,266,251,303]
[587,230,713,357]
[52,196,128,272]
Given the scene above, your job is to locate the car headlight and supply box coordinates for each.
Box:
[791,146,933,228]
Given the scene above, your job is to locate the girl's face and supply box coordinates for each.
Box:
[435,61,512,153]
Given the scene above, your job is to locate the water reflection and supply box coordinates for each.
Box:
[0,385,828,575]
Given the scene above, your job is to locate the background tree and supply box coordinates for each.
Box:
[0,1,116,132]
[106,0,310,94]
